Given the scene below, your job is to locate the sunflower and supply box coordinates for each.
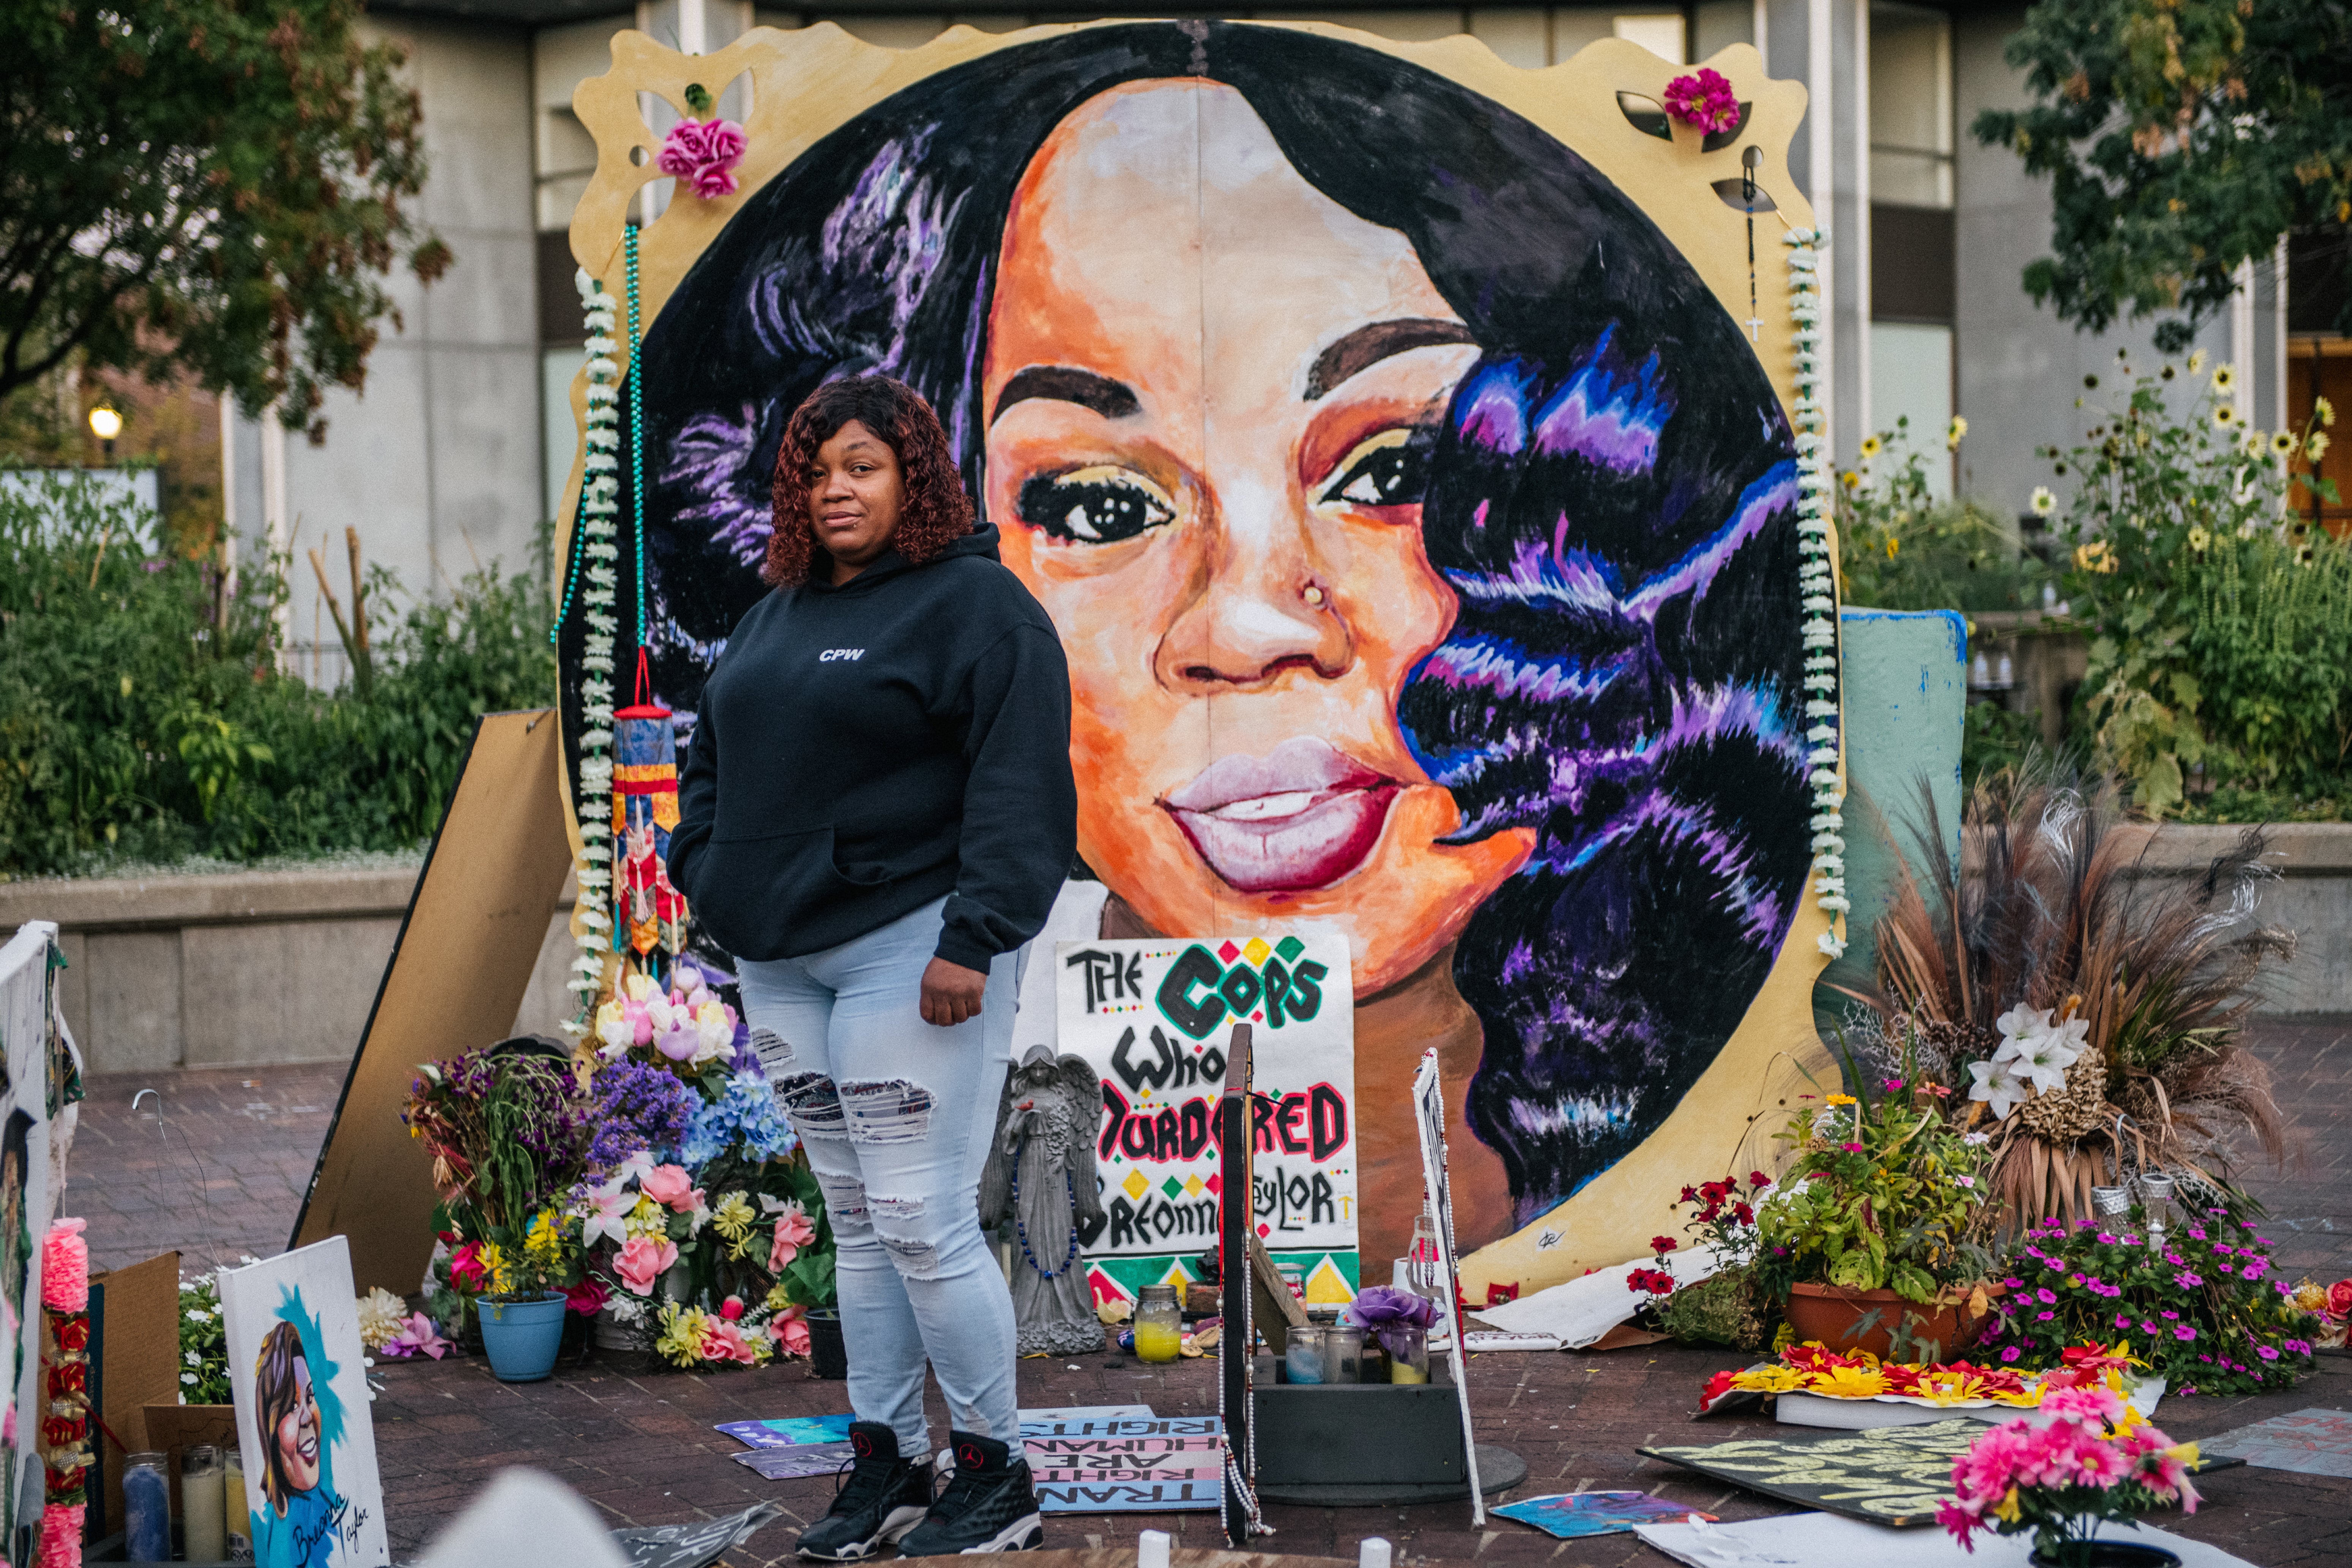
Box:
[2213,404,2236,428]
[2211,363,2236,393]
[1947,415,1968,449]
[2317,395,2336,428]
[2188,349,2207,374]
[1886,537,1901,558]
[2187,526,2210,552]
[1859,435,1884,460]
[2030,485,2056,516]
[2312,431,2332,462]
[2271,430,2297,457]
[2074,541,2117,574]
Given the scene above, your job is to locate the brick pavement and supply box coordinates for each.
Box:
[63,1026,2352,1565]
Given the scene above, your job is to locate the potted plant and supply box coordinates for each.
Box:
[400,1036,596,1376]
[1756,1052,2002,1361]
[1938,1383,2203,1566]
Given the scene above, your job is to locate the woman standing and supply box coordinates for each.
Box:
[668,375,1075,1559]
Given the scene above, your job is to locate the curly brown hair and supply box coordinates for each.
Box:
[765,375,974,587]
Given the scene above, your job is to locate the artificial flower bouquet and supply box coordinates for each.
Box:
[2288,1277,2351,1350]
[1699,1340,2142,1416]
[591,957,747,1084]
[1938,1383,2202,1566]
[1755,1066,2000,1342]
[1976,1208,2322,1396]
[584,1147,830,1368]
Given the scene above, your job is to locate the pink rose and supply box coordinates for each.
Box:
[719,1294,745,1321]
[657,118,747,200]
[448,1241,487,1290]
[614,1235,678,1295]
[769,1202,817,1272]
[641,1164,703,1213]
[770,1306,811,1358]
[700,1316,759,1364]
[2327,1279,2352,1320]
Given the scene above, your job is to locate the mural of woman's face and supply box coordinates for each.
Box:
[985,81,1532,994]
[274,1353,321,1495]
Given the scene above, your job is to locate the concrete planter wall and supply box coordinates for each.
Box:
[2118,823,2351,1018]
[0,865,577,1076]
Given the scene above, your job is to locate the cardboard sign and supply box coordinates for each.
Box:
[219,1238,390,1567]
[1056,936,1355,1301]
[1021,1415,1222,1514]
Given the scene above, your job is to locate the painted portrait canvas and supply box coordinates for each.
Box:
[220,1238,390,1568]
[555,21,1834,1290]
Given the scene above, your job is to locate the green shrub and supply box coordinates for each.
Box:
[1837,417,2050,614]
[2050,359,2348,816]
[0,474,554,874]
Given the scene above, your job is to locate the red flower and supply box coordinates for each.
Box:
[1701,1369,1737,1410]
[2326,1279,2352,1320]
[563,1276,610,1317]
[1680,1185,1699,1204]
[1748,1171,1769,1188]
[1733,1203,1755,1225]
[1650,1236,1678,1255]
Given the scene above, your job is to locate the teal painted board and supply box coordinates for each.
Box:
[1820,610,1966,1021]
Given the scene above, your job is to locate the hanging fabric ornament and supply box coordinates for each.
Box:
[612,656,689,978]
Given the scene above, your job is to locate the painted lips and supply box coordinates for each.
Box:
[1161,737,1399,893]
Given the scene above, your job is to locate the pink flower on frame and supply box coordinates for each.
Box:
[658,117,747,199]
[1661,68,1742,135]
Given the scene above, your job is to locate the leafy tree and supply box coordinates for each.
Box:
[0,0,451,436]
[1973,0,2351,351]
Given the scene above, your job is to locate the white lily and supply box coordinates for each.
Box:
[691,1000,735,1067]
[1967,1057,2030,1120]
[1992,1003,2053,1062]
[582,1178,633,1249]
[594,999,634,1056]
[2007,1027,2082,1094]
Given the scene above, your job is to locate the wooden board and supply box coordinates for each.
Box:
[289,710,574,1294]
[90,1251,180,1536]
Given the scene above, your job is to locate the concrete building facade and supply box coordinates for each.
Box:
[223,0,2323,660]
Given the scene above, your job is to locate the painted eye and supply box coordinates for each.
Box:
[1016,466,1176,544]
[1318,427,1434,510]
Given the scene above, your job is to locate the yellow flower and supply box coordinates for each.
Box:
[1946,415,1968,449]
[1913,1370,1989,1405]
[478,1242,513,1296]
[711,1191,756,1244]
[1807,1364,1891,1399]
[2074,541,2116,574]
[1859,435,1884,460]
[2030,485,2056,516]
[2210,363,2236,394]
[2316,395,2336,428]
[1730,1366,1807,1393]
[1993,1486,2023,1525]
[2187,349,2206,375]
[654,1304,707,1367]
[2213,404,2235,428]
[1840,469,1860,491]
[2312,431,2333,462]
[1825,1093,1857,1106]
[764,1281,795,1313]
[626,1195,668,1239]
[1884,537,1900,559]
[524,1210,566,1263]
[2187,527,2210,552]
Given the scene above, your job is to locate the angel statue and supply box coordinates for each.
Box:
[980,1046,1106,1355]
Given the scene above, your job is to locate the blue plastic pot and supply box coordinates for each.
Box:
[479,1293,570,1382]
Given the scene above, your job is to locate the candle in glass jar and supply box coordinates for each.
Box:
[182,1443,227,1562]
[1285,1325,1325,1384]
[123,1451,171,1562]
[224,1447,253,1563]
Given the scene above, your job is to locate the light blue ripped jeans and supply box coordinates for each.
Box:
[735,895,1022,1458]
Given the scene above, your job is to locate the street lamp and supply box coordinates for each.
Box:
[87,403,122,464]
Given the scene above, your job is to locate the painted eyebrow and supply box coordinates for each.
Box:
[1305,318,1478,401]
[991,365,1141,425]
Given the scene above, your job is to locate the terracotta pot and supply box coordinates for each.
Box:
[1782,1281,2003,1361]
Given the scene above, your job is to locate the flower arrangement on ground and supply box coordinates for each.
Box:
[1752,1061,2001,1359]
[178,1270,231,1404]
[401,1038,598,1330]
[1938,1383,2201,1565]
[592,958,746,1082]
[1626,1170,1777,1350]
[1976,1209,2321,1396]
[2289,1277,2351,1349]
[1701,1339,2140,1415]
[1845,767,2292,1229]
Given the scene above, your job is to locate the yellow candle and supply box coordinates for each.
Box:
[1389,1359,1427,1384]
[1133,1322,1183,1363]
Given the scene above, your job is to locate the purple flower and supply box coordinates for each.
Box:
[2115,1313,2132,1329]
[2161,1310,2180,1321]
[2037,1310,2056,1321]
[2037,1288,2057,1305]
[2188,1227,2208,1241]
[2241,1265,2264,1281]
[586,1056,699,1171]
[2284,1339,2313,1355]
[2174,1325,2197,1342]
[2003,1277,2025,1289]
[2121,1234,2140,1246]
[2175,1271,2203,1288]
[2000,1346,2021,1364]
[1840,1141,1864,1153]
[2256,1347,2281,1361]
[2096,1233,2115,1244]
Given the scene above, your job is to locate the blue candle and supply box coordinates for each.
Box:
[1285,1327,1325,1385]
[123,1453,171,1562]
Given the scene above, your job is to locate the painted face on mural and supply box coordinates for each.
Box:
[984,82,1531,996]
[275,1354,322,1495]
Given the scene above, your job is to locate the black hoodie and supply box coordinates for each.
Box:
[667,525,1076,971]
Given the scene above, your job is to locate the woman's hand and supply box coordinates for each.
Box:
[919,957,988,1026]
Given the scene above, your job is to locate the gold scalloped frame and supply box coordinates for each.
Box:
[554,21,1840,1291]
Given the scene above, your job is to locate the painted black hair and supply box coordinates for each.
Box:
[628,21,1812,1224]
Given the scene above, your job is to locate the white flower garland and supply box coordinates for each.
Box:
[563,267,625,1034]
[1783,226,1848,960]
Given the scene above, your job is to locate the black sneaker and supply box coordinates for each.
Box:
[797,1423,934,1561]
[896,1431,1044,1556]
